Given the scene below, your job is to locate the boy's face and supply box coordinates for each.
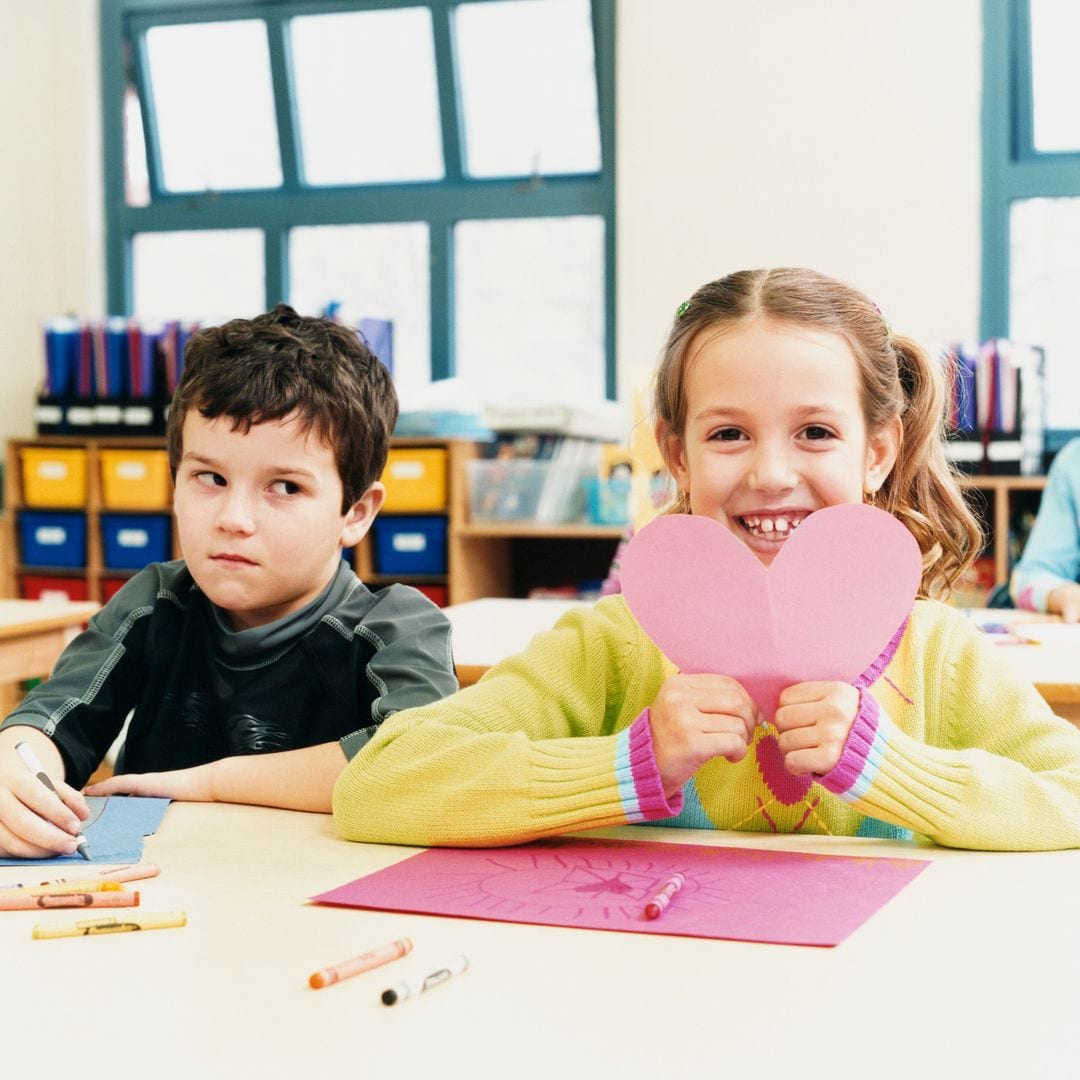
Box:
[174,412,382,630]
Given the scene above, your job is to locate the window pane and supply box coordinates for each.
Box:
[1030,0,1080,152]
[288,224,430,405]
[124,82,150,208]
[455,216,604,403]
[1009,197,1080,429]
[291,9,443,185]
[144,21,281,192]
[455,0,601,178]
[132,230,265,324]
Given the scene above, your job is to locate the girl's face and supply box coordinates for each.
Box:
[663,317,900,567]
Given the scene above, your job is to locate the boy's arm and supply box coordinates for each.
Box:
[86,741,348,812]
[0,725,90,858]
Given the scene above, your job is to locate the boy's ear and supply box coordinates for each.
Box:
[341,482,385,548]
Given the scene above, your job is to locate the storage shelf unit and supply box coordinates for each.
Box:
[960,474,1047,588]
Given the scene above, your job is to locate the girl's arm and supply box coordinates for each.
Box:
[817,608,1080,851]
[333,599,678,847]
[1010,439,1080,612]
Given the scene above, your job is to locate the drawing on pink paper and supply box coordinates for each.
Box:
[618,503,922,721]
[312,836,930,947]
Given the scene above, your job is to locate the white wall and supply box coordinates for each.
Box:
[0,0,981,453]
[0,1,104,454]
[615,0,982,392]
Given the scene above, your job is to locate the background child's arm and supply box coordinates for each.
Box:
[0,725,90,858]
[85,741,348,812]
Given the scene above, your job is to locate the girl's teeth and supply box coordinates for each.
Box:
[741,515,802,537]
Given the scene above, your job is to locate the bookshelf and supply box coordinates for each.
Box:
[960,474,1047,590]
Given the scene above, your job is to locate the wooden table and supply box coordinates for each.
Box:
[0,599,98,717]
[447,599,1080,724]
[1,802,1076,1080]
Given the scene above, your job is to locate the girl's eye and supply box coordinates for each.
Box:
[803,425,835,441]
[270,480,301,496]
[195,471,226,487]
[711,427,745,442]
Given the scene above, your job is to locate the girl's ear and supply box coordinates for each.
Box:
[864,416,902,495]
[656,419,690,496]
[341,482,385,548]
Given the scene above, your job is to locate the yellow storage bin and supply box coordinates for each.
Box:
[20,447,88,508]
[380,448,447,511]
[100,449,172,509]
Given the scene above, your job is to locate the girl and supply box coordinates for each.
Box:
[333,268,1080,852]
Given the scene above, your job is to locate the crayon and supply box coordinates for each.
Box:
[1,863,159,892]
[309,937,413,989]
[25,881,123,896]
[644,872,685,920]
[0,890,138,912]
[32,912,186,939]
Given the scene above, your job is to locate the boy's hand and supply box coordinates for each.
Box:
[649,674,761,798]
[0,729,90,859]
[85,765,215,802]
[1047,582,1080,624]
[772,681,860,777]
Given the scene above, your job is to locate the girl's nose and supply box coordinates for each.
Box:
[747,443,797,492]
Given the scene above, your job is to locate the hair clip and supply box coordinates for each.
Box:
[871,301,893,341]
[675,300,692,319]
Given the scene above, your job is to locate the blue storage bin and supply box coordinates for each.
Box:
[102,513,172,570]
[19,511,87,568]
[373,515,447,575]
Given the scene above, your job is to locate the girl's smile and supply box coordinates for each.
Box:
[664,316,900,566]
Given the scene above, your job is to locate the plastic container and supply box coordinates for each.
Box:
[101,513,172,570]
[381,448,448,512]
[20,447,88,508]
[19,512,87,567]
[20,574,90,602]
[372,515,447,575]
[100,449,172,509]
[584,476,631,526]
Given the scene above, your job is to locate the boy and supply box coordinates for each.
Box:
[0,304,457,859]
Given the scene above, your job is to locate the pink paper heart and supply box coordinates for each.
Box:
[620,504,921,721]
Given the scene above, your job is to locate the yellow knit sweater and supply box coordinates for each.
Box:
[333,596,1080,851]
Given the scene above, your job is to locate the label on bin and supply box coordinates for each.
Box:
[35,527,67,546]
[392,533,428,553]
[390,461,424,479]
[117,529,149,548]
[117,462,148,480]
[38,462,69,480]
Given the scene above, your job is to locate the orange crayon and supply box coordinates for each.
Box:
[1,862,161,893]
[27,881,123,897]
[309,937,413,989]
[0,890,139,912]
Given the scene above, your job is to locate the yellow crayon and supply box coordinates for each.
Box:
[27,881,123,896]
[32,911,186,939]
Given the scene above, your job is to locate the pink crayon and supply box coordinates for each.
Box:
[644,872,685,920]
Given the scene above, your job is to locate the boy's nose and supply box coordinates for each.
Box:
[216,490,256,534]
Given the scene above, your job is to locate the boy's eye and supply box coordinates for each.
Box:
[195,471,226,487]
[270,480,301,496]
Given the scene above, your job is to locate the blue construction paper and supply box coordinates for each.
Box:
[0,796,170,867]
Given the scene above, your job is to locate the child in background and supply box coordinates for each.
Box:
[1010,437,1080,622]
[0,304,458,859]
[333,268,1080,852]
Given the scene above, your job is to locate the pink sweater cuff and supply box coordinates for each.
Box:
[618,710,683,821]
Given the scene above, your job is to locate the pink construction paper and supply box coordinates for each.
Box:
[312,837,930,947]
[620,504,921,720]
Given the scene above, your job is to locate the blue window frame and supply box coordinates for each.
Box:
[100,0,617,399]
[982,0,1080,446]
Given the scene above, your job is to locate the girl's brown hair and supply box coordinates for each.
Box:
[653,268,981,598]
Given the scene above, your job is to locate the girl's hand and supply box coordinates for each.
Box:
[649,674,761,798]
[773,681,860,777]
[85,765,216,803]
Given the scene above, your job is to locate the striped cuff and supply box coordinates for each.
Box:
[816,690,890,801]
[614,710,682,822]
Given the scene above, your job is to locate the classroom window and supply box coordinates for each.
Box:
[983,0,1080,441]
[102,0,617,402]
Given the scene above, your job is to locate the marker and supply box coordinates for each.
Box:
[0,863,159,891]
[309,937,413,989]
[644,872,685,920]
[32,912,186,939]
[14,741,91,861]
[381,955,469,1005]
[0,890,139,911]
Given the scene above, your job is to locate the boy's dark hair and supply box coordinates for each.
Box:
[167,304,398,512]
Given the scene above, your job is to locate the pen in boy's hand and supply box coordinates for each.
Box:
[14,741,92,861]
